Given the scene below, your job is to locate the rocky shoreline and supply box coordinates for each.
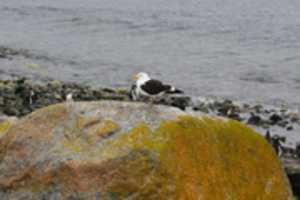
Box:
[0,77,299,197]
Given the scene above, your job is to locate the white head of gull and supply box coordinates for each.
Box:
[134,72,151,86]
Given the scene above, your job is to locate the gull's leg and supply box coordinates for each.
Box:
[148,96,155,108]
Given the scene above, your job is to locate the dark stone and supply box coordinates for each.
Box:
[243,103,250,109]
[215,100,242,120]
[20,108,32,116]
[265,130,271,142]
[247,113,262,126]
[265,131,286,156]
[269,114,283,125]
[287,173,300,198]
[169,96,191,111]
[296,144,300,158]
[16,77,27,85]
[102,94,127,101]
[3,107,19,116]
[227,112,242,121]
[277,120,289,128]
[0,54,7,58]
[93,90,103,99]
[193,104,209,113]
[253,104,263,113]
[0,97,4,106]
[77,92,96,101]
[102,88,116,93]
[2,93,16,101]
[286,126,294,131]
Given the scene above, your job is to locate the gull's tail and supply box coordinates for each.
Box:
[166,86,184,94]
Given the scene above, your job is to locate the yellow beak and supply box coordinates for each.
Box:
[132,74,138,81]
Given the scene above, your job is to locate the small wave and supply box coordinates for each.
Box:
[35,6,72,13]
[29,53,81,67]
[0,46,80,67]
[213,50,240,56]
[240,72,280,84]
[55,17,82,23]
[282,56,300,63]
[97,18,137,27]
[0,6,30,16]
[293,78,300,84]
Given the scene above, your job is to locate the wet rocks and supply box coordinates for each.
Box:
[270,113,283,125]
[3,107,20,116]
[265,130,286,156]
[0,78,193,117]
[248,113,264,126]
[297,144,300,158]
[287,125,294,131]
[0,78,298,129]
[192,99,243,121]
[0,78,129,117]
[0,77,299,133]
[288,172,300,198]
[265,130,300,198]
[192,97,299,131]
[158,95,191,110]
[283,158,300,198]
[216,100,242,120]
[192,103,210,113]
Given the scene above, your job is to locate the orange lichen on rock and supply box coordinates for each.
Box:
[75,114,102,131]
[0,102,293,199]
[0,104,68,188]
[105,116,292,200]
[157,116,291,200]
[94,120,120,140]
[62,114,120,153]
[53,151,173,197]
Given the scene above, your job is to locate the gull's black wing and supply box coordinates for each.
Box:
[141,79,171,95]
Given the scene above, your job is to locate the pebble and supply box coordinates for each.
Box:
[269,114,283,125]
[247,113,263,125]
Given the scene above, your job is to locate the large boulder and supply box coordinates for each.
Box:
[0,101,293,199]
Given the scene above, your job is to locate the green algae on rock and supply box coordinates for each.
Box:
[0,101,293,199]
[0,116,17,138]
[0,121,11,137]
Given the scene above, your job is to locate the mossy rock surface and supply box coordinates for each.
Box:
[0,101,293,199]
[0,116,17,138]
